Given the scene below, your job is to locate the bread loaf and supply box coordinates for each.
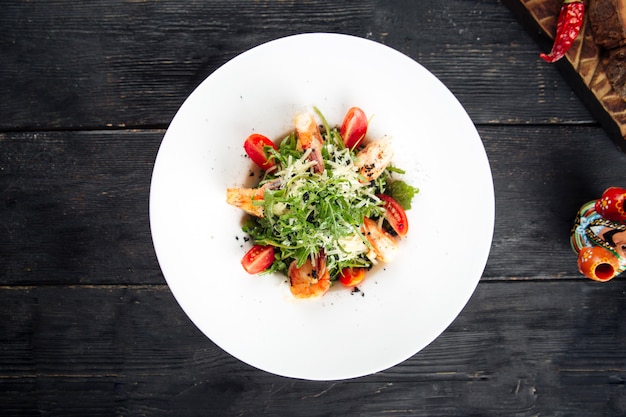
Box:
[606,46,626,97]
[589,0,626,101]
[589,0,626,49]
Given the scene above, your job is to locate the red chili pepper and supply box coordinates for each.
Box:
[540,0,585,63]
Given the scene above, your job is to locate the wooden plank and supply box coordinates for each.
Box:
[478,124,626,280]
[0,281,625,416]
[2,126,625,285]
[0,130,164,285]
[0,0,592,130]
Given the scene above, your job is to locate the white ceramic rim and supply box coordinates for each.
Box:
[150,33,495,380]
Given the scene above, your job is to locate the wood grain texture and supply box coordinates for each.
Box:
[0,0,593,131]
[1,281,625,416]
[2,1,626,415]
[479,124,626,280]
[2,126,624,285]
[0,130,163,285]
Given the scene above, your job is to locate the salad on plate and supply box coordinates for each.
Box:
[226,107,418,299]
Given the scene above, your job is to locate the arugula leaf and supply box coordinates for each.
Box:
[241,108,418,280]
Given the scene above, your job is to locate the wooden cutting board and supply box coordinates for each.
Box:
[504,0,626,152]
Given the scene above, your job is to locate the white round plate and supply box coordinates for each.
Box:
[150,33,494,380]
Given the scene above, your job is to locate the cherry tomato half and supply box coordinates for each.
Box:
[243,133,278,170]
[377,194,409,236]
[339,267,366,287]
[340,107,368,149]
[241,245,275,274]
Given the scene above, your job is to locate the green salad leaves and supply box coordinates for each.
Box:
[241,110,419,281]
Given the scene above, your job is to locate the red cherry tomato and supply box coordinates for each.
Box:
[340,107,368,149]
[377,194,409,236]
[243,134,278,170]
[241,245,275,274]
[339,267,366,287]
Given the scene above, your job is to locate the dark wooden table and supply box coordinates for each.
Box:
[2,1,626,415]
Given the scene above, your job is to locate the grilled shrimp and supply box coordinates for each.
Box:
[362,217,398,263]
[226,187,265,217]
[356,139,394,183]
[226,179,280,218]
[294,112,325,173]
[288,251,331,299]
